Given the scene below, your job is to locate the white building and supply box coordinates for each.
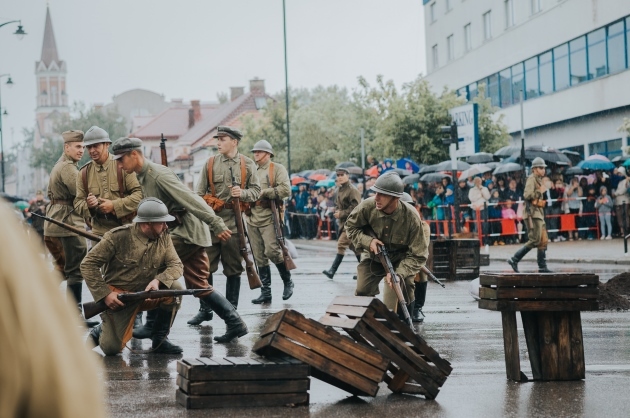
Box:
[423,0,630,159]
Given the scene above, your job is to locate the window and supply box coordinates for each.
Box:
[607,20,626,74]
[554,44,569,91]
[483,11,492,40]
[504,0,514,28]
[627,17,630,67]
[464,23,472,51]
[588,28,607,79]
[432,44,439,70]
[430,2,437,23]
[531,0,541,14]
[569,36,587,85]
[457,86,468,100]
[499,68,512,107]
[539,51,554,95]
[446,0,452,12]
[511,62,524,104]
[487,74,500,107]
[589,138,622,159]
[468,82,478,100]
[447,35,455,61]
[254,97,267,109]
[524,57,539,99]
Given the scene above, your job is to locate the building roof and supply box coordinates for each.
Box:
[132,102,218,140]
[40,6,61,67]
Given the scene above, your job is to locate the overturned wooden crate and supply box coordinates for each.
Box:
[478,272,599,382]
[319,296,452,400]
[428,239,489,280]
[253,309,389,397]
[176,356,309,409]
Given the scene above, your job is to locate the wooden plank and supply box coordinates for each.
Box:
[177,361,191,379]
[328,296,375,307]
[556,312,572,380]
[197,358,219,366]
[569,311,586,380]
[388,369,410,392]
[224,357,249,366]
[177,375,310,396]
[180,355,309,381]
[538,312,560,380]
[176,389,309,409]
[478,299,599,312]
[318,314,361,330]
[259,310,288,338]
[501,311,522,382]
[480,273,599,287]
[184,358,205,367]
[325,304,369,318]
[520,312,542,381]
[480,287,599,300]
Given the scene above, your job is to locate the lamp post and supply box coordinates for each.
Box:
[0,75,14,193]
[282,0,291,175]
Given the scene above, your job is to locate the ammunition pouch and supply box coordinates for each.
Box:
[167,208,187,229]
[531,198,547,208]
[203,195,225,213]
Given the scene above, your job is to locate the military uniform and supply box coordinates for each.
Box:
[81,223,184,355]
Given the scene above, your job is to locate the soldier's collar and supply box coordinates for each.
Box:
[220,151,240,163]
[138,160,151,176]
[132,224,153,244]
[95,153,113,170]
[258,160,270,169]
[376,201,402,220]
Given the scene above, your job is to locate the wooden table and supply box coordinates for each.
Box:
[478,272,599,382]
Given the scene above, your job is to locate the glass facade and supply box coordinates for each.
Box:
[458,16,630,109]
[589,139,623,159]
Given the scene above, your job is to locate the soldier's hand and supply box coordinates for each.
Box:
[104,292,125,310]
[217,229,232,241]
[86,193,99,208]
[384,273,394,288]
[230,185,242,198]
[145,279,160,291]
[334,210,340,219]
[369,238,384,254]
[98,198,115,214]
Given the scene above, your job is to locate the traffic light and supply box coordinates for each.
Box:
[440,122,459,147]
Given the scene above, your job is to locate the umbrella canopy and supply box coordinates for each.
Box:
[391,168,413,177]
[493,163,523,175]
[466,152,494,164]
[562,150,582,166]
[510,146,572,164]
[346,166,364,175]
[337,161,358,168]
[365,165,380,177]
[420,172,451,183]
[564,166,584,176]
[312,168,332,175]
[308,173,328,181]
[296,170,314,178]
[291,185,299,192]
[291,176,307,185]
[315,179,336,188]
[494,145,522,158]
[458,164,491,181]
[577,159,614,171]
[396,158,420,173]
[433,160,471,172]
[419,164,438,174]
[402,173,420,185]
[485,161,501,169]
[612,155,630,164]
[14,200,29,211]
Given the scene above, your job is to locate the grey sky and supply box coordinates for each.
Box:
[0,0,426,149]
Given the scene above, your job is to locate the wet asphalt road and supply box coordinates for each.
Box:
[91,243,630,418]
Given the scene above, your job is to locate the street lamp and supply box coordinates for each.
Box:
[0,75,12,193]
[282,0,291,175]
[0,19,27,40]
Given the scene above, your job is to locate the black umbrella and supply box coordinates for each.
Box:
[403,173,420,185]
[312,168,331,175]
[433,160,471,172]
[392,168,413,177]
[564,166,584,175]
[419,164,438,174]
[494,145,522,158]
[337,161,358,168]
[510,146,572,164]
[466,152,494,164]
[493,163,523,175]
[420,172,451,183]
[346,166,364,175]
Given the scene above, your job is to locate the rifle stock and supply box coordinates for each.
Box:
[32,212,101,242]
[230,168,262,289]
[268,177,296,270]
[82,289,208,319]
[160,133,168,167]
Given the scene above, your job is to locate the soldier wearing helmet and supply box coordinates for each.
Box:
[75,126,143,237]
[248,140,294,304]
[81,198,185,355]
[345,173,429,317]
[507,157,552,273]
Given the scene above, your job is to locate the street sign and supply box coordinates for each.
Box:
[449,103,479,158]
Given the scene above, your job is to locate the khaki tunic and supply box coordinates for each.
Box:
[75,153,143,236]
[44,154,86,237]
[196,152,261,231]
[137,160,226,247]
[336,181,362,231]
[0,202,106,418]
[523,174,546,220]
[247,160,290,228]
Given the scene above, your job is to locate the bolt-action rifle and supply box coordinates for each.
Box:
[422,266,446,288]
[160,133,168,167]
[267,175,296,270]
[32,212,101,242]
[230,167,262,289]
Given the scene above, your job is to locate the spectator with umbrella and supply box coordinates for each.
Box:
[468,177,490,243]
[612,166,630,236]
[595,186,614,240]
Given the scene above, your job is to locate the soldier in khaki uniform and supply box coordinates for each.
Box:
[43,130,98,327]
[323,164,362,279]
[345,174,428,316]
[507,157,552,273]
[247,140,293,304]
[193,126,261,320]
[82,198,185,355]
[75,126,142,237]
[113,137,248,343]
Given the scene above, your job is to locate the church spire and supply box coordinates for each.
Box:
[40,6,59,66]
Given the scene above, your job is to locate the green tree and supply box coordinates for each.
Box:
[471,84,511,153]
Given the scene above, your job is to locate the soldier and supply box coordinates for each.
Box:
[43,130,98,327]
[345,174,428,316]
[82,198,185,355]
[507,157,552,273]
[193,126,261,322]
[247,140,293,304]
[113,137,248,343]
[322,164,362,280]
[27,189,48,243]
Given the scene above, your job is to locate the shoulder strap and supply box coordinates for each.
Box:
[240,154,246,189]
[207,156,215,196]
[117,164,126,197]
[81,165,89,195]
[268,162,275,188]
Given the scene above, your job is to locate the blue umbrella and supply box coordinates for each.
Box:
[396,158,420,173]
[315,179,335,188]
[577,160,614,171]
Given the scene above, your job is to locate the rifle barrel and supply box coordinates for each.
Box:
[32,212,101,242]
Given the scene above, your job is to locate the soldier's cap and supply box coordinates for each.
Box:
[213,126,243,141]
[111,137,143,160]
[62,130,84,143]
[334,164,350,174]
[83,125,111,146]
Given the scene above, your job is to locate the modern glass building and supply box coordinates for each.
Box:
[424,0,630,159]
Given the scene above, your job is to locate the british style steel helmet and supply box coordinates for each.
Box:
[133,197,175,223]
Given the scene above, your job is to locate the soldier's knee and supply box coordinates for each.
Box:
[100,341,123,356]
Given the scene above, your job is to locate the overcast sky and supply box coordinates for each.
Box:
[0,0,426,149]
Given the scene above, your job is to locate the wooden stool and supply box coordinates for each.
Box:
[319,296,452,399]
[478,272,599,382]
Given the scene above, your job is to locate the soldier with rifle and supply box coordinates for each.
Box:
[248,140,294,304]
[193,126,261,323]
[507,157,553,273]
[43,130,98,328]
[323,164,362,280]
[112,137,248,343]
[345,174,428,323]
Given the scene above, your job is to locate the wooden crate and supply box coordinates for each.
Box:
[478,272,599,382]
[176,356,309,409]
[428,239,486,280]
[252,309,389,397]
[319,296,452,400]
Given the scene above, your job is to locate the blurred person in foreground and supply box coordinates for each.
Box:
[0,201,105,418]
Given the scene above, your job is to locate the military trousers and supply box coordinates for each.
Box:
[44,235,87,285]
[355,255,415,312]
[336,230,358,256]
[524,218,548,250]
[97,281,183,356]
[248,223,283,267]
[206,234,244,277]
[170,237,212,294]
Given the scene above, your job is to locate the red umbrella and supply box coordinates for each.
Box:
[365,165,380,178]
[309,173,328,181]
[291,176,306,185]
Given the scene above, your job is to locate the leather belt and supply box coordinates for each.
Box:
[254,200,271,208]
[51,199,73,206]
